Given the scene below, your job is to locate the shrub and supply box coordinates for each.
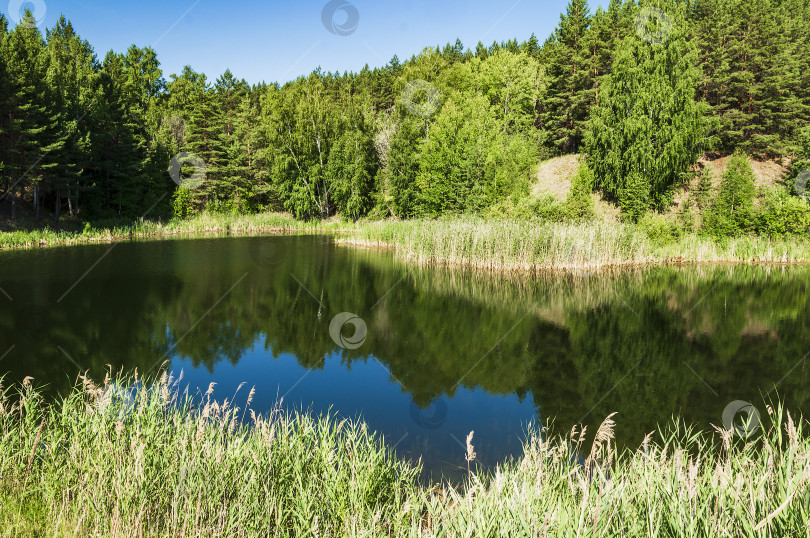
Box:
[563,162,596,221]
[703,152,757,238]
[638,213,683,246]
[618,172,651,223]
[678,197,697,233]
[756,188,810,237]
[532,195,567,221]
[171,188,193,219]
[694,168,714,210]
[786,125,810,197]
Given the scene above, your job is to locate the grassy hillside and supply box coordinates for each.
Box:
[529,153,796,221]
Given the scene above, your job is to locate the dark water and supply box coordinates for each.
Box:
[1,235,809,480]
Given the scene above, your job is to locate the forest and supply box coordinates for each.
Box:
[1,0,809,233]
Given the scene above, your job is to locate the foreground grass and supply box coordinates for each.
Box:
[2,212,810,271]
[1,372,809,536]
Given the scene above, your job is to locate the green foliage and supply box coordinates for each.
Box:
[677,197,697,233]
[526,195,568,221]
[638,213,683,245]
[563,161,595,220]
[171,187,192,219]
[494,162,593,223]
[756,188,810,237]
[801,125,810,158]
[540,0,593,154]
[703,152,757,237]
[1,1,809,229]
[326,128,377,220]
[585,0,708,222]
[690,0,809,154]
[694,168,714,210]
[376,48,541,218]
[787,125,810,196]
[618,172,652,223]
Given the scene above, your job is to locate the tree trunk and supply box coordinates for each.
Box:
[54,191,61,228]
[68,187,74,218]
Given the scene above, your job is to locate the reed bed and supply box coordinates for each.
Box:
[0,372,420,537]
[344,218,810,272]
[1,372,809,536]
[4,213,810,273]
[0,213,338,250]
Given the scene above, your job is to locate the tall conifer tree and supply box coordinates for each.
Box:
[540,0,592,154]
[586,0,707,221]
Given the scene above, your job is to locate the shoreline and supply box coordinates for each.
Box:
[2,212,810,273]
[336,236,810,273]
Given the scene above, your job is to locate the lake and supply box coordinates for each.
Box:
[1,235,809,481]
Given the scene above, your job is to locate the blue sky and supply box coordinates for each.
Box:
[4,0,608,85]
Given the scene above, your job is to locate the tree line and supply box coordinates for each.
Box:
[0,0,808,225]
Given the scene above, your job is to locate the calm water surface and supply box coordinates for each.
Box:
[1,235,809,480]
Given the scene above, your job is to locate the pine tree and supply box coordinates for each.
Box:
[44,16,96,221]
[1,12,63,221]
[583,6,615,108]
[690,0,731,148]
[0,15,11,199]
[521,33,541,60]
[119,45,169,215]
[690,0,806,155]
[695,168,713,210]
[759,0,808,154]
[540,0,593,154]
[472,41,486,60]
[223,90,270,212]
[167,67,226,209]
[87,51,149,218]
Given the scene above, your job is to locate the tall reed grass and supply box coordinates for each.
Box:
[4,213,810,273]
[1,371,809,536]
[344,217,810,272]
[0,213,340,250]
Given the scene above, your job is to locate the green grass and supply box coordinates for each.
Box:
[343,217,810,272]
[0,212,345,250]
[2,212,810,272]
[1,372,809,536]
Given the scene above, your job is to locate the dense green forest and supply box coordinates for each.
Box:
[1,0,809,228]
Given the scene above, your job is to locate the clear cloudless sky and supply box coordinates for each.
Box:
[3,0,609,85]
